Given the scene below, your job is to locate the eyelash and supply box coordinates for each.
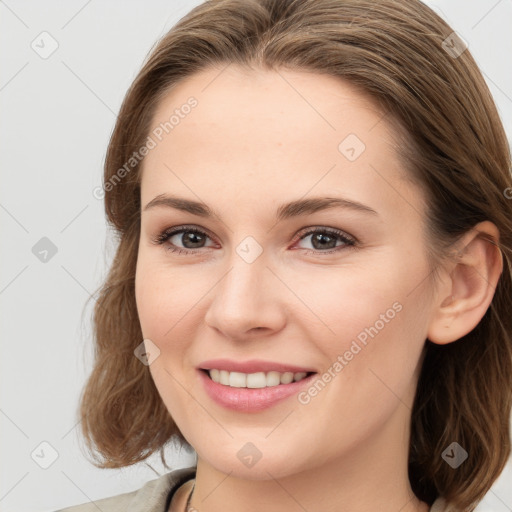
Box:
[151,225,358,256]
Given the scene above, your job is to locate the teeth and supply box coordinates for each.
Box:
[281,372,294,384]
[266,371,281,387]
[219,370,229,385]
[207,369,309,388]
[230,371,246,388]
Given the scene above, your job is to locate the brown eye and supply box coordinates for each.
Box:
[153,226,215,254]
[295,227,356,254]
[171,230,208,249]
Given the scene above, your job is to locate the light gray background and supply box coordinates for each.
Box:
[1,1,511,511]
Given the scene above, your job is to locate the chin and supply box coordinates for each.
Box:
[197,440,311,481]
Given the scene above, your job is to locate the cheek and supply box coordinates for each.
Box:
[135,259,196,416]
[289,252,430,385]
[135,255,203,342]
[277,259,402,342]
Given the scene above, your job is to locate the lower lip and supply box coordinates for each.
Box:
[198,369,317,412]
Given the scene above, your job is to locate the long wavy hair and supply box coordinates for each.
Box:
[78,1,512,510]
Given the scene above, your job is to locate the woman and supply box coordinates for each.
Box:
[59,0,512,511]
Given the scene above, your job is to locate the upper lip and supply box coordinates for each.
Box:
[199,359,316,374]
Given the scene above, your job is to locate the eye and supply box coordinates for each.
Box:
[293,227,357,254]
[151,225,357,256]
[151,225,216,255]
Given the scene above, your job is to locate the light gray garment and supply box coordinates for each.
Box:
[55,466,455,512]
[55,466,196,512]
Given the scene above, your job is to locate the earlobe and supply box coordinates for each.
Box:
[427,221,503,345]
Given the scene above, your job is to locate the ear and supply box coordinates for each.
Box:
[427,221,503,345]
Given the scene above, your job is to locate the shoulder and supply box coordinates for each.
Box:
[54,466,196,512]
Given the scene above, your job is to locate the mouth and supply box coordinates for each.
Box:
[200,368,317,389]
[197,358,319,411]
[198,366,318,412]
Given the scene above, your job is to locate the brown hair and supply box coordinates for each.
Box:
[78,1,512,510]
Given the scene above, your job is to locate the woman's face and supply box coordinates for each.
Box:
[135,65,436,479]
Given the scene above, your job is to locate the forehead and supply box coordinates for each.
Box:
[148,64,386,149]
[140,65,424,225]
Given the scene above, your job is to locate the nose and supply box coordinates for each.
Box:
[203,250,286,339]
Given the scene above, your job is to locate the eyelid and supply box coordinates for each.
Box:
[152,224,356,244]
[151,224,218,246]
[294,225,357,244]
[152,223,358,256]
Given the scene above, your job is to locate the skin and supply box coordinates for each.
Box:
[134,65,502,512]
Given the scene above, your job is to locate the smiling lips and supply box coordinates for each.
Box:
[198,358,318,411]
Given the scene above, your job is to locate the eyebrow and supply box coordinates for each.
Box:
[143,194,378,221]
